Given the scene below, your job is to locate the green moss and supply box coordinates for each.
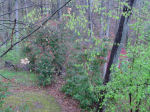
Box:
[3,91,61,112]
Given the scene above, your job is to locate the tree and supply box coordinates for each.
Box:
[88,0,93,38]
[57,0,62,19]
[15,0,19,40]
[97,0,137,111]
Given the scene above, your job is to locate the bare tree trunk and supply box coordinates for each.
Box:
[57,0,62,19]
[1,1,6,44]
[24,0,29,16]
[99,1,104,38]
[106,0,112,38]
[8,0,12,20]
[88,0,93,38]
[46,0,49,14]
[51,1,56,15]
[40,0,43,16]
[15,0,19,40]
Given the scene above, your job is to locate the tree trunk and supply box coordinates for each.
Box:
[105,0,112,38]
[96,0,137,111]
[8,0,12,20]
[102,0,112,78]
[15,0,19,40]
[88,0,93,38]
[104,0,136,85]
[57,0,62,19]
[99,1,104,38]
[40,0,43,16]
[24,0,29,17]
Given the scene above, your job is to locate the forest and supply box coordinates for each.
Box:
[0,0,150,112]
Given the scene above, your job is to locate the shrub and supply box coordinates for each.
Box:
[62,38,108,110]
[62,75,100,109]
[36,55,54,86]
[23,26,67,86]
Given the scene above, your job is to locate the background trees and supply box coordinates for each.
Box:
[0,0,150,112]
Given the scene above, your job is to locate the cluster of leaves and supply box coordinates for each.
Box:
[62,37,108,110]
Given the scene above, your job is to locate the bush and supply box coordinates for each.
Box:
[36,56,54,86]
[23,26,67,86]
[62,75,99,109]
[62,38,107,110]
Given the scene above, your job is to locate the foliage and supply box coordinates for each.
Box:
[62,75,98,109]
[62,37,108,110]
[98,40,150,112]
[23,26,67,86]
[35,55,54,86]
[97,1,150,111]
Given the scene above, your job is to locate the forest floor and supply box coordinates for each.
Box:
[0,69,81,112]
